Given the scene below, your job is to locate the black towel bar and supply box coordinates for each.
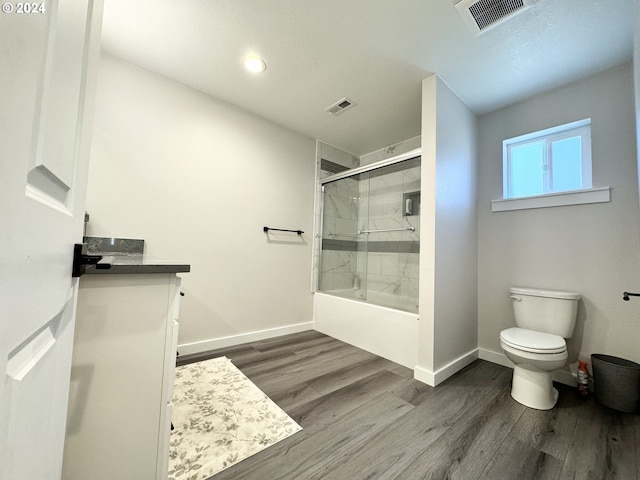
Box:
[263,226,304,235]
[623,291,640,301]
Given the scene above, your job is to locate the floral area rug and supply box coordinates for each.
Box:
[169,356,302,480]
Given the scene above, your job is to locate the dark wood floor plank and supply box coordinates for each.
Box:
[265,356,397,411]
[477,435,564,480]
[394,383,524,480]
[172,331,640,480]
[391,360,508,407]
[385,360,416,379]
[244,343,378,394]
[509,383,581,460]
[250,329,332,353]
[288,369,409,431]
[316,362,512,479]
[241,337,354,376]
[306,354,398,395]
[559,400,637,479]
[212,391,414,480]
[261,379,323,411]
[238,337,347,375]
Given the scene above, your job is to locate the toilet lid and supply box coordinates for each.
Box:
[500,327,566,354]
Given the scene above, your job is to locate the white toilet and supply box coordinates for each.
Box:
[500,287,580,410]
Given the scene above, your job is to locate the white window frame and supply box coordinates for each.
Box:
[493,118,610,212]
[503,118,592,198]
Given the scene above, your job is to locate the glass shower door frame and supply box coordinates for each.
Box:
[318,148,421,312]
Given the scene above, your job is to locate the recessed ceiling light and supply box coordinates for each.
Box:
[242,55,267,74]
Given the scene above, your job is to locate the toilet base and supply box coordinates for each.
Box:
[510,365,559,410]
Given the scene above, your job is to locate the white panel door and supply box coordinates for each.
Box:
[0,1,103,479]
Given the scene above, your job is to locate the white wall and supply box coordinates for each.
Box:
[86,54,317,352]
[636,3,640,205]
[477,63,640,374]
[417,75,478,385]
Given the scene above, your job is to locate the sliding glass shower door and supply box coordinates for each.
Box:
[319,154,420,313]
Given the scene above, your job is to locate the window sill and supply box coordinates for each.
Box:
[491,187,611,212]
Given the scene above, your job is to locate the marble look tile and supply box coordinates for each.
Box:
[317,147,422,311]
[84,236,144,255]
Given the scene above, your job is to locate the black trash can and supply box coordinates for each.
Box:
[591,354,640,413]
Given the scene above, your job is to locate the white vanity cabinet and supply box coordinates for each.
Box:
[62,272,184,480]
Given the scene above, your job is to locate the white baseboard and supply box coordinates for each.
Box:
[478,348,514,368]
[435,348,479,385]
[177,322,314,356]
[414,348,479,387]
[413,365,436,386]
[478,347,577,387]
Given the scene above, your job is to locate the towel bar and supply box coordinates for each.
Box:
[263,226,304,235]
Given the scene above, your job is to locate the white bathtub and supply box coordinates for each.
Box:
[313,291,419,368]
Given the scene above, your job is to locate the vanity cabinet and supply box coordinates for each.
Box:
[62,272,185,480]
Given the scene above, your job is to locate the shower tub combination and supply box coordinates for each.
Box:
[314,151,421,368]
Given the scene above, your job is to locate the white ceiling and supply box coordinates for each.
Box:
[100,0,636,156]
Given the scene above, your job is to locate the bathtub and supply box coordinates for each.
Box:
[313,291,419,368]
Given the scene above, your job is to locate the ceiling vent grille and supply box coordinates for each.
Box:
[325,97,356,116]
[455,0,537,34]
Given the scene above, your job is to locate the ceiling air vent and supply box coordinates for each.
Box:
[325,97,356,116]
[455,0,538,34]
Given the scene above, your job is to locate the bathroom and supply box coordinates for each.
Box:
[86,54,640,387]
[4,2,640,478]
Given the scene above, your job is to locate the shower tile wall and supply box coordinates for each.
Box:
[362,162,420,303]
[320,176,359,292]
[312,141,360,291]
[315,139,421,313]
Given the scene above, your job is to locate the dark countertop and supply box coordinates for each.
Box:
[84,254,190,275]
[81,236,189,275]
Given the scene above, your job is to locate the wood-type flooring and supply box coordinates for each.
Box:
[177,330,640,480]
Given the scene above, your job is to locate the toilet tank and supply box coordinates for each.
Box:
[510,287,580,338]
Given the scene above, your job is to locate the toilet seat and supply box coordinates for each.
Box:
[500,327,566,354]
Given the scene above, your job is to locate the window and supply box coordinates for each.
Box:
[492,118,610,212]
[503,119,592,199]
